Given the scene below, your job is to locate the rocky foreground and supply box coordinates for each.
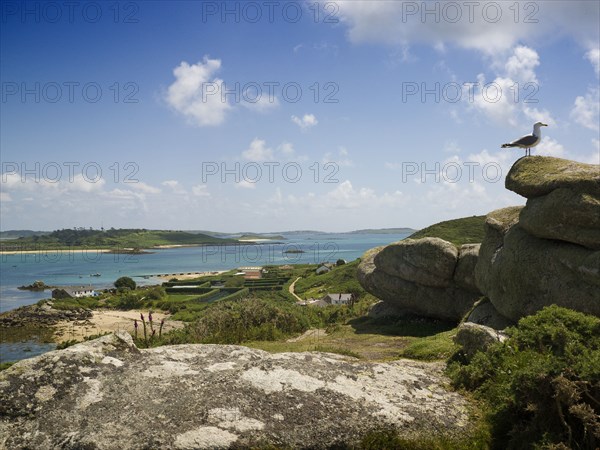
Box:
[0,332,472,449]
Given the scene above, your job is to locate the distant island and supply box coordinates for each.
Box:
[345,228,418,235]
[238,234,286,241]
[0,230,50,240]
[0,227,419,252]
[0,228,239,252]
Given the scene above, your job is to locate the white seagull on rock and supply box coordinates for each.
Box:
[501,121,548,156]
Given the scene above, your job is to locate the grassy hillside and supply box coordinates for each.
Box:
[407,215,486,246]
[0,228,238,250]
[294,260,365,299]
[0,230,50,239]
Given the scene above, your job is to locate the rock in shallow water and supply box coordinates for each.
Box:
[0,332,473,449]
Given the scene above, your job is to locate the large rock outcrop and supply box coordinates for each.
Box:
[357,238,481,321]
[475,156,600,321]
[0,332,473,449]
[506,156,600,250]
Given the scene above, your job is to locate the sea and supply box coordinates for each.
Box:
[0,232,412,362]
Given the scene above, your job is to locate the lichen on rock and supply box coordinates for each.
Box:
[0,332,474,449]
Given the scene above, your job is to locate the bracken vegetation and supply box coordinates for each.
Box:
[447,306,600,450]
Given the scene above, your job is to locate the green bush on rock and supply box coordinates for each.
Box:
[448,305,600,450]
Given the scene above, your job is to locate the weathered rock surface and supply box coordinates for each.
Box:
[475,207,600,322]
[506,156,600,249]
[0,303,91,328]
[465,298,513,330]
[454,322,507,360]
[358,239,481,321]
[505,156,600,198]
[374,238,458,288]
[454,244,481,293]
[518,188,600,249]
[0,332,473,450]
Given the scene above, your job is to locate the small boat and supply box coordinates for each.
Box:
[90,273,101,277]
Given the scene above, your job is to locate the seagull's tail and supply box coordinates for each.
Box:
[501,143,517,148]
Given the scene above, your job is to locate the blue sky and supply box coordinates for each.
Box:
[1,0,599,232]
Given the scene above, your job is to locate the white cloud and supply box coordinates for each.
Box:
[242,138,274,161]
[235,180,256,190]
[336,1,599,54]
[291,114,318,130]
[191,185,210,197]
[241,90,280,113]
[165,57,232,127]
[533,137,566,158]
[571,88,600,131]
[586,48,600,77]
[323,146,353,167]
[162,180,187,194]
[504,46,539,83]
[67,174,106,193]
[466,47,555,129]
[130,182,161,194]
[268,180,408,211]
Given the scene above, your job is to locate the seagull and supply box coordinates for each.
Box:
[501,122,548,156]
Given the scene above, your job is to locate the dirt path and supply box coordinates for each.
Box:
[286,328,327,343]
[288,277,303,302]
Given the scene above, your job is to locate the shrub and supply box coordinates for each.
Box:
[114,276,136,291]
[146,286,166,300]
[448,306,600,450]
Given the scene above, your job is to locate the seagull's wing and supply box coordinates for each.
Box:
[509,134,538,147]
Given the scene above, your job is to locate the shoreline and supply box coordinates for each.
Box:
[52,309,185,344]
[149,270,228,282]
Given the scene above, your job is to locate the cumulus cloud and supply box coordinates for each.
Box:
[291,114,318,130]
[162,180,187,194]
[242,138,274,161]
[534,137,566,158]
[235,180,256,190]
[323,146,353,167]
[504,46,539,83]
[268,180,408,211]
[586,48,600,77]
[191,185,210,197]
[465,47,555,129]
[571,88,600,131]
[336,1,599,54]
[165,57,232,127]
[241,89,280,113]
[130,182,161,194]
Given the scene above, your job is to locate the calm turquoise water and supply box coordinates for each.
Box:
[0,232,410,362]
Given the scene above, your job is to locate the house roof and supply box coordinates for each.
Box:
[324,293,352,301]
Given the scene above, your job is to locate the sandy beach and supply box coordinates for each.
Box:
[52,309,185,343]
[150,270,228,282]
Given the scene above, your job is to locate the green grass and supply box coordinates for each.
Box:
[400,330,458,360]
[408,215,486,246]
[294,260,365,298]
[0,362,16,371]
[244,316,457,362]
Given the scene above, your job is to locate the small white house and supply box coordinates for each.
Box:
[315,265,331,275]
[322,293,353,306]
[52,286,98,299]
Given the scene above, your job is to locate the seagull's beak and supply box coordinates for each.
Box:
[541,123,548,127]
